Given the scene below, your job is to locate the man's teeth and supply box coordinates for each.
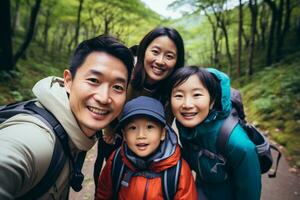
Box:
[88,106,109,115]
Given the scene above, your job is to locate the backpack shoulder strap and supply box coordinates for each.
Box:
[17,134,67,199]
[14,101,69,199]
[162,158,182,200]
[0,100,36,122]
[217,109,239,155]
[112,148,125,200]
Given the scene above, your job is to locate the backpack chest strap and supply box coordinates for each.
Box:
[121,168,161,187]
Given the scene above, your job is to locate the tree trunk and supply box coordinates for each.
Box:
[43,8,51,53]
[237,0,243,77]
[74,0,84,47]
[283,0,291,34]
[205,12,219,67]
[13,0,42,65]
[0,0,14,71]
[68,34,75,54]
[212,27,220,67]
[104,18,110,35]
[264,0,278,66]
[275,0,284,62]
[214,11,232,74]
[276,0,293,61]
[11,0,20,36]
[297,17,300,42]
[248,0,258,76]
[58,25,68,53]
[259,4,268,49]
[221,23,232,74]
[242,29,250,48]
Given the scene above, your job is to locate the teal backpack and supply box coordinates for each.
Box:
[217,88,281,177]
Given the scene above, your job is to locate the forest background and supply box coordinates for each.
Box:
[0,0,299,170]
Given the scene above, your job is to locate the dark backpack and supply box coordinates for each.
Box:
[217,88,281,178]
[111,148,182,200]
[0,100,86,199]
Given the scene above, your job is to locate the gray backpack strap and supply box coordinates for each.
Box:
[14,101,68,199]
[112,148,125,200]
[217,109,239,154]
[162,159,182,200]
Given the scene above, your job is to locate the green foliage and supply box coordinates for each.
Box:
[236,53,300,167]
[10,91,23,102]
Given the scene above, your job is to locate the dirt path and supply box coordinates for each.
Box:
[261,143,300,200]
[69,141,300,200]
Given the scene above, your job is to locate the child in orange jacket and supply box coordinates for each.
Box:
[95,96,197,200]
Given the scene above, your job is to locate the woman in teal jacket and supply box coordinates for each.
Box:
[168,66,261,200]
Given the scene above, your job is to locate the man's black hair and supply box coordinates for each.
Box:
[69,35,134,79]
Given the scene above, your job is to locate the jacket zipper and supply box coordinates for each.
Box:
[143,179,149,200]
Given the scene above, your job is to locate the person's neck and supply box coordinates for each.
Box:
[144,81,158,91]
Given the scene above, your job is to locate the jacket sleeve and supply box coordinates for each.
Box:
[95,151,116,200]
[174,159,198,200]
[0,123,53,199]
[227,126,262,200]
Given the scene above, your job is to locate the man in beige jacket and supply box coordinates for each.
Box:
[0,35,134,199]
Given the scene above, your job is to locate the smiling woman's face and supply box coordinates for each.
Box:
[171,74,212,128]
[144,36,177,85]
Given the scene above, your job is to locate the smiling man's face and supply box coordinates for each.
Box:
[64,51,128,137]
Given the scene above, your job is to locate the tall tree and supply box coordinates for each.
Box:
[0,0,13,71]
[205,10,221,67]
[259,4,268,49]
[248,0,258,76]
[13,0,42,65]
[74,0,84,47]
[43,6,52,52]
[171,0,232,72]
[211,1,233,74]
[237,0,243,76]
[263,0,277,66]
[275,0,298,62]
[11,0,21,36]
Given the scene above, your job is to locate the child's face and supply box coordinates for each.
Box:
[122,116,166,157]
[171,74,212,128]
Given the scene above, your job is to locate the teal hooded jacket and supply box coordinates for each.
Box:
[176,68,261,200]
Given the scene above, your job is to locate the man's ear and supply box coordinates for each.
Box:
[160,127,166,141]
[63,69,72,93]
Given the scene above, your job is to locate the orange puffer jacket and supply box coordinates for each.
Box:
[95,144,197,200]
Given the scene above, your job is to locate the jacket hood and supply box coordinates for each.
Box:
[207,68,232,119]
[32,76,96,151]
[121,125,180,173]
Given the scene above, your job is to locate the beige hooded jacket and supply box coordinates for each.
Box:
[0,76,96,200]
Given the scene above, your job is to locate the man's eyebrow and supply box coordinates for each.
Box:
[89,69,103,76]
[89,69,127,83]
